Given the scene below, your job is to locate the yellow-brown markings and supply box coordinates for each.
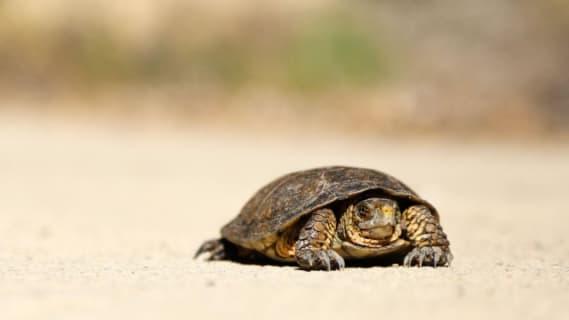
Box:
[343,206,385,247]
[389,224,403,242]
[413,220,427,238]
[294,209,337,254]
[265,247,276,258]
[253,241,266,251]
[313,222,325,232]
[275,226,298,258]
[382,206,394,216]
[402,205,450,248]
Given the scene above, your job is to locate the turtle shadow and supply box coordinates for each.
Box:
[224,249,408,269]
[203,239,410,269]
[228,257,406,270]
[344,253,407,268]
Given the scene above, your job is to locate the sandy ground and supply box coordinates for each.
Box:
[1,115,568,320]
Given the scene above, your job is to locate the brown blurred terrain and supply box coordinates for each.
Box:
[1,0,568,139]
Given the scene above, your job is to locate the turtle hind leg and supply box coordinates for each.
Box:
[294,208,345,271]
[194,238,228,261]
[401,205,452,267]
[194,239,267,264]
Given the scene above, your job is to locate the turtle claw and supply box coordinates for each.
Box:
[403,248,419,267]
[315,250,331,271]
[417,252,425,267]
[194,239,226,261]
[329,250,346,270]
[297,249,345,271]
[433,248,442,267]
[403,246,451,267]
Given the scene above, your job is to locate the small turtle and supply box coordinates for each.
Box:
[195,166,452,270]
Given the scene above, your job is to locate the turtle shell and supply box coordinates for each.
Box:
[221,166,438,249]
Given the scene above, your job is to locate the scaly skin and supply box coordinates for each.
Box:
[401,205,452,267]
[195,203,453,269]
[294,209,345,270]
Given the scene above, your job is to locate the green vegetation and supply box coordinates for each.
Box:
[283,13,392,91]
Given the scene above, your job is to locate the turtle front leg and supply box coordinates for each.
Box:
[401,205,453,267]
[295,208,345,271]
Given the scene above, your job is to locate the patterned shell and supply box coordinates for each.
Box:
[221,166,438,248]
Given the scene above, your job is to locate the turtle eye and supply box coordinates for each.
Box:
[357,206,372,218]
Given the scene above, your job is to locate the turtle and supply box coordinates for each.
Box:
[195,166,452,270]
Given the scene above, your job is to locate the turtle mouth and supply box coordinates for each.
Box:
[360,225,395,240]
[358,213,396,229]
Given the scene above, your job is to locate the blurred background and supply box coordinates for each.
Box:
[1,0,568,140]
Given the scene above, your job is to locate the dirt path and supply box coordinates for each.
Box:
[1,116,567,319]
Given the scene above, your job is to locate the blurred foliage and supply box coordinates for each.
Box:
[282,12,392,91]
[0,0,568,138]
[0,5,391,92]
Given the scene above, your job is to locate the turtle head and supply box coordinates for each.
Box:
[351,198,401,242]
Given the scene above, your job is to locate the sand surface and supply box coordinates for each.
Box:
[1,116,568,320]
